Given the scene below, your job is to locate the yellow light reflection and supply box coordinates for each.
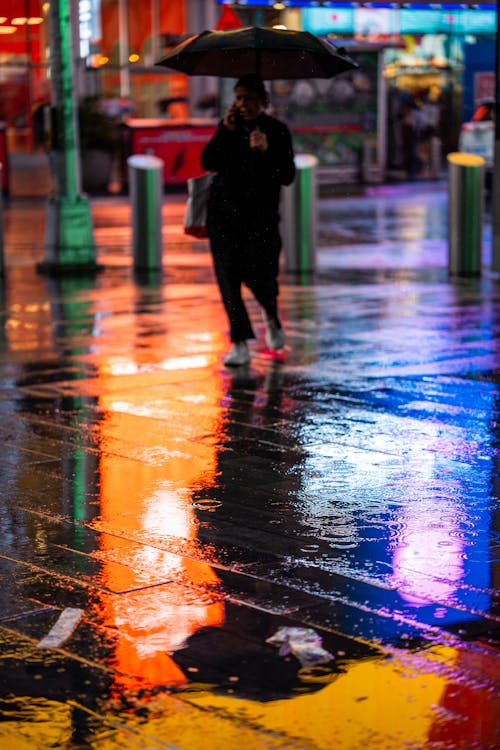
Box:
[0,699,72,748]
[3,644,498,747]
[89,644,500,749]
[191,658,445,747]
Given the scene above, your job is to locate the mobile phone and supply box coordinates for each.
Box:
[229,109,242,125]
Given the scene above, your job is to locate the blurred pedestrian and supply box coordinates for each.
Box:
[31,99,50,150]
[401,94,423,180]
[201,75,296,367]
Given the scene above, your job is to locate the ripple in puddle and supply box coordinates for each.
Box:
[192,499,222,512]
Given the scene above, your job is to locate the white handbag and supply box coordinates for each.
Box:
[183,173,214,238]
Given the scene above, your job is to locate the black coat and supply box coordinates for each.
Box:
[201,112,295,223]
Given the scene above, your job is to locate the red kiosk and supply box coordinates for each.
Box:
[0,123,9,195]
[123,118,216,187]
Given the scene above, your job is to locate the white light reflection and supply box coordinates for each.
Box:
[111,486,214,656]
[101,357,139,376]
[389,500,465,606]
[160,355,211,370]
[144,484,194,541]
[368,423,467,606]
[302,415,468,607]
[100,354,211,377]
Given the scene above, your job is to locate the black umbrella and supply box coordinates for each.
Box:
[155,26,358,80]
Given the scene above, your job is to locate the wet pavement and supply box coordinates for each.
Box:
[1,170,499,749]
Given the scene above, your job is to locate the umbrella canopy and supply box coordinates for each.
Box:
[155,26,358,80]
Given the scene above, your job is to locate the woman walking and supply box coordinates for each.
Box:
[201,75,296,366]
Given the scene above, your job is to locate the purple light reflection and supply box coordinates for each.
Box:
[390,500,465,607]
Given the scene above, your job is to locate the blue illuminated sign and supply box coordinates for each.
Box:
[218,1,496,8]
[301,5,496,33]
[303,7,355,33]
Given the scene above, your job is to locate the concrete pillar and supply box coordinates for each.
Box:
[186,0,218,117]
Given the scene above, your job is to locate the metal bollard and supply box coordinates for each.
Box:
[127,154,164,271]
[447,152,484,276]
[282,154,318,274]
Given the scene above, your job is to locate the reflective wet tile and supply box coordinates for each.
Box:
[1,185,499,747]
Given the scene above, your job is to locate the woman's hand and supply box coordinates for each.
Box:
[250,127,268,152]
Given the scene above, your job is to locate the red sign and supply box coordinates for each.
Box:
[474,72,495,105]
[0,124,8,192]
[216,6,243,29]
[126,119,216,185]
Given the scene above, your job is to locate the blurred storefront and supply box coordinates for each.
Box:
[299,3,496,175]
[0,0,48,152]
[220,1,497,180]
[0,0,497,184]
[0,0,204,154]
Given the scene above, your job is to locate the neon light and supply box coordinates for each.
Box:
[219,0,496,5]
[78,0,101,61]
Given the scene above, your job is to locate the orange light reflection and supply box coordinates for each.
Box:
[94,331,226,693]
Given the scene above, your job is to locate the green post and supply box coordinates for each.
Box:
[39,0,100,275]
[447,152,485,276]
[128,155,164,272]
[282,154,318,275]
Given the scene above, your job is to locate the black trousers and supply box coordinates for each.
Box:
[208,210,282,343]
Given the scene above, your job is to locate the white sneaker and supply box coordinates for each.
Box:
[263,315,285,350]
[223,341,250,367]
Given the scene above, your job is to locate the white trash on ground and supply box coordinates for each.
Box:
[37,607,84,649]
[266,626,334,668]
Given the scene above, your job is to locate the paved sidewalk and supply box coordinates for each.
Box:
[0,177,499,749]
